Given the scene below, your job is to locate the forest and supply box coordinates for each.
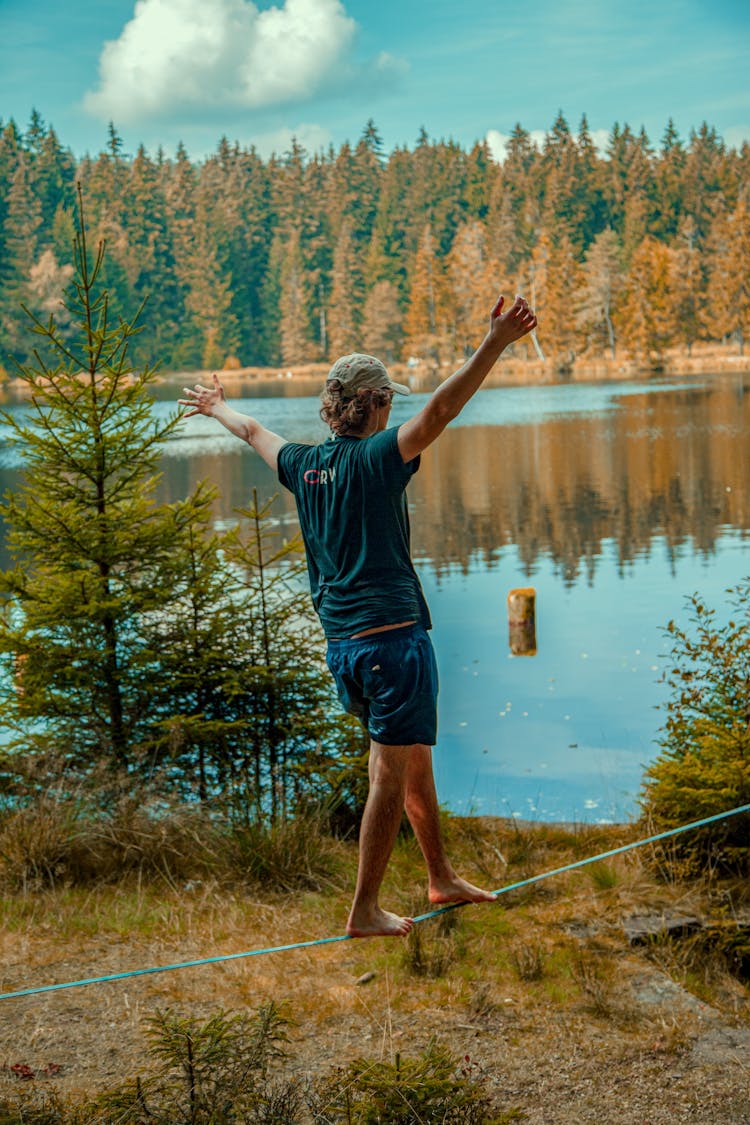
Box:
[0,109,748,377]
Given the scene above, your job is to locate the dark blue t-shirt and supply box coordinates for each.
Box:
[277,426,431,639]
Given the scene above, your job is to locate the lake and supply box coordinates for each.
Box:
[2,372,748,823]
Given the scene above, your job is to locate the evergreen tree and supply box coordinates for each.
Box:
[540,230,581,366]
[0,112,745,370]
[0,154,43,357]
[0,187,187,777]
[446,220,496,354]
[539,110,580,243]
[162,141,202,367]
[402,224,447,360]
[574,114,607,244]
[616,235,673,362]
[641,580,750,876]
[577,228,623,357]
[706,199,750,353]
[279,226,314,365]
[327,219,359,359]
[0,188,353,815]
[463,140,494,220]
[682,123,736,242]
[669,216,703,355]
[361,279,403,363]
[366,146,412,292]
[486,124,537,275]
[654,118,686,239]
[0,120,22,231]
[621,128,657,262]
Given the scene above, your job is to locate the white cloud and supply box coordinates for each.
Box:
[84,0,358,123]
[723,124,750,150]
[486,126,610,163]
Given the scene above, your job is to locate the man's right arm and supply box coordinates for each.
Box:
[179,373,287,471]
[397,295,537,464]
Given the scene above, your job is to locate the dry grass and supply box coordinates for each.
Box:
[0,797,345,896]
[0,817,748,1123]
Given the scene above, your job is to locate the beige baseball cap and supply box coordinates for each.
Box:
[327,353,410,396]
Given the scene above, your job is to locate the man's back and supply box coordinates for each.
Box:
[277,427,430,639]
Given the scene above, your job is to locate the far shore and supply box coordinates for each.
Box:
[157,342,750,398]
[2,344,749,403]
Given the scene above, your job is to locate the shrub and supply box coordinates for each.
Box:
[229,808,346,893]
[641,580,750,876]
[94,1004,297,1123]
[0,794,223,890]
[310,1041,511,1123]
[0,794,343,893]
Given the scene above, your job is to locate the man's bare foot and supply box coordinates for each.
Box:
[428,875,498,905]
[346,906,414,938]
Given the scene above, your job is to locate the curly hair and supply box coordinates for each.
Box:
[319,379,394,436]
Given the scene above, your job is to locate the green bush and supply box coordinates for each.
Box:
[641,579,750,876]
[95,1004,296,1124]
[311,1042,516,1124]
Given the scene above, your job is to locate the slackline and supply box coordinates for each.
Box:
[1,801,749,1003]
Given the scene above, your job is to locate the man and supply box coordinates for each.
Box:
[180,293,538,938]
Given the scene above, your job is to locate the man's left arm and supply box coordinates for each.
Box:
[179,373,287,471]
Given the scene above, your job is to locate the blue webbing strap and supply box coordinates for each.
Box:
[2,801,748,1002]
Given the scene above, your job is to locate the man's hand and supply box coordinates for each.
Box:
[487,295,537,349]
[179,372,226,418]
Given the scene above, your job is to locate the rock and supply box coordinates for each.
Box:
[688,1023,750,1066]
[622,911,703,944]
[355,971,376,986]
[629,968,714,1016]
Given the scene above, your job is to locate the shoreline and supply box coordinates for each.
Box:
[2,346,749,402]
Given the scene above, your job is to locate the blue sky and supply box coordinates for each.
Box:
[1,0,748,162]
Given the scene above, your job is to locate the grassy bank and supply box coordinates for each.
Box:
[1,814,748,1122]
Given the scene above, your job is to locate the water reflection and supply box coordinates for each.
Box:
[410,382,748,583]
[1,374,748,820]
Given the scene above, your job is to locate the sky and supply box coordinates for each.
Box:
[0,0,748,163]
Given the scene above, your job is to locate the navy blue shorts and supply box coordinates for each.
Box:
[326,624,439,746]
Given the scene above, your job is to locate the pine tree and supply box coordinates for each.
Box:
[0,188,352,813]
[541,230,581,367]
[446,220,496,354]
[574,114,607,244]
[577,228,623,357]
[669,216,703,355]
[539,110,580,243]
[616,235,673,362]
[181,176,239,369]
[361,280,403,363]
[145,487,348,815]
[0,154,43,357]
[279,226,314,365]
[162,141,202,367]
[327,219,358,359]
[682,123,737,242]
[486,124,538,275]
[621,128,657,263]
[706,199,750,353]
[641,581,750,876]
[0,186,187,777]
[402,224,447,360]
[654,118,686,239]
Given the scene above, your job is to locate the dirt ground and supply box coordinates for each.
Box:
[1,887,749,1123]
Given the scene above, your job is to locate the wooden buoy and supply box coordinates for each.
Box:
[507,587,537,656]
